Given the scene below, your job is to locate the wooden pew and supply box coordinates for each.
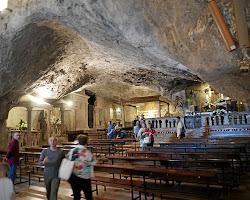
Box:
[93,164,224,199]
[105,155,240,186]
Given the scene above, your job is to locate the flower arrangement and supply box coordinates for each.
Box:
[19,118,27,130]
[55,117,61,125]
[212,109,227,116]
[51,116,61,125]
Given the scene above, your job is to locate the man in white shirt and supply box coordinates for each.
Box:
[176,116,184,139]
[0,163,14,200]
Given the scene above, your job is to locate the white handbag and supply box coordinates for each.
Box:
[143,133,151,144]
[58,158,74,180]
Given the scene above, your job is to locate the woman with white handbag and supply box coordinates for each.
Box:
[144,123,156,146]
[66,135,97,200]
[137,122,147,150]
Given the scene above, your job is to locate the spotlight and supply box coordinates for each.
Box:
[67,101,73,106]
[29,95,48,105]
[36,86,52,98]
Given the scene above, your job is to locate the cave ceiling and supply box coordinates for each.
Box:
[0,0,249,115]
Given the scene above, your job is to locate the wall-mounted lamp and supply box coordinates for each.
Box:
[208,0,236,51]
[232,0,250,49]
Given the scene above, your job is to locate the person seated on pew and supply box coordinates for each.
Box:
[137,122,147,149]
[115,121,127,139]
[67,134,97,200]
[107,121,115,139]
[144,123,156,146]
[0,163,14,200]
[114,121,121,138]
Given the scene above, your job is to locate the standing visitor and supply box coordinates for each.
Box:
[176,116,185,139]
[67,135,96,200]
[107,121,114,139]
[140,114,146,124]
[39,137,65,200]
[137,123,147,149]
[133,116,140,127]
[0,163,14,200]
[6,132,20,195]
[144,123,156,146]
[133,121,140,139]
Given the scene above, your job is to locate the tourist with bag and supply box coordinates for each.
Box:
[144,123,156,146]
[176,116,185,139]
[66,134,97,200]
[38,137,65,200]
[137,123,147,149]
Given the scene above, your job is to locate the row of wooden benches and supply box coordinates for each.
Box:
[90,137,250,199]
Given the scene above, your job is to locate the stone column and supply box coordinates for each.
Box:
[122,104,125,127]
[27,107,32,146]
[158,101,161,118]
[223,114,230,125]
[60,106,65,135]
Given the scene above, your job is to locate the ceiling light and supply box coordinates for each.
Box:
[0,0,8,11]
[66,101,73,106]
[36,86,52,98]
[29,95,48,105]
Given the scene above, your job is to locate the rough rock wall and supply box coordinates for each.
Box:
[0,0,249,149]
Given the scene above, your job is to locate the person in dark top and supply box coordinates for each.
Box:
[39,137,65,200]
[140,114,146,124]
[6,132,20,188]
[133,116,140,127]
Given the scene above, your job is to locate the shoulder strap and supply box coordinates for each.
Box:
[71,148,79,161]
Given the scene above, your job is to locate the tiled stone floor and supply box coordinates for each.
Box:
[13,172,250,200]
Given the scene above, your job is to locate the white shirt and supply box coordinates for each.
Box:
[177,121,184,137]
[137,128,146,140]
[0,177,14,200]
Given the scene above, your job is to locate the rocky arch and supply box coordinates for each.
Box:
[0,0,249,148]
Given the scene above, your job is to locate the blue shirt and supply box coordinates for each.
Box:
[134,125,140,134]
[107,125,114,134]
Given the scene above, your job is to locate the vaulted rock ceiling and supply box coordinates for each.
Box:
[0,0,249,123]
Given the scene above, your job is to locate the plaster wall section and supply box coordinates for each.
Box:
[69,93,89,130]
[6,107,27,129]
[64,109,75,131]
[124,106,137,127]
[94,96,111,129]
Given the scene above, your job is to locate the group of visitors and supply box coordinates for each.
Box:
[107,121,126,139]
[2,133,95,200]
[38,135,96,200]
[1,115,185,200]
[133,115,156,149]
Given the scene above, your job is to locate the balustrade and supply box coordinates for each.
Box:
[145,112,250,130]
